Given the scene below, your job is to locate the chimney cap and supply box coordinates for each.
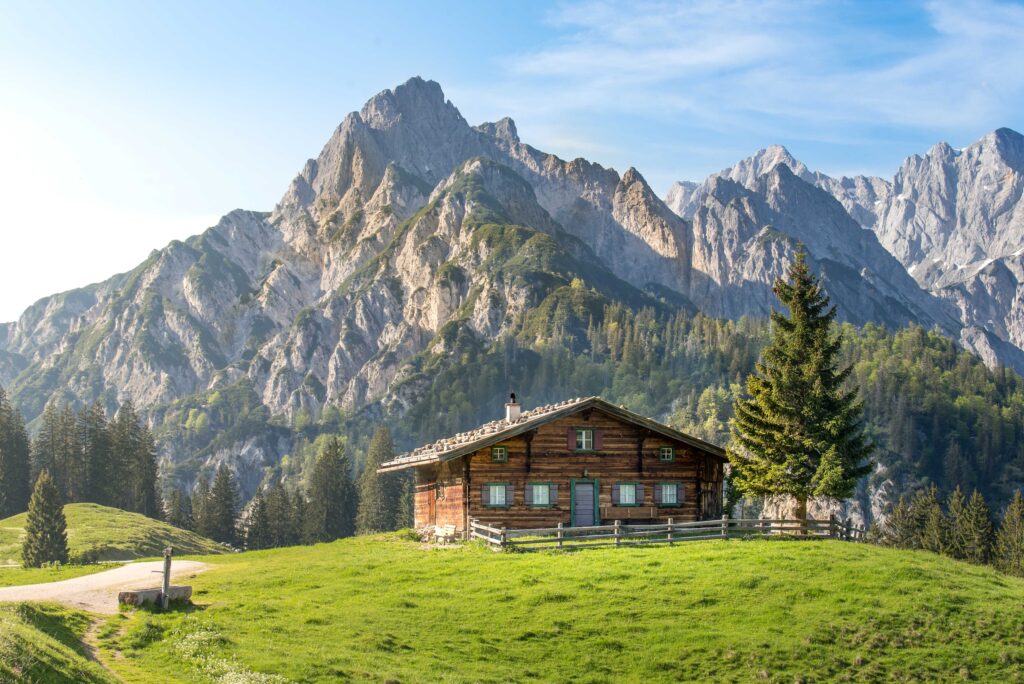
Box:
[508,392,517,404]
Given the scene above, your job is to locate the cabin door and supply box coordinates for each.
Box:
[572,480,597,527]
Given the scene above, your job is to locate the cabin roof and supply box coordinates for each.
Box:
[378,396,726,473]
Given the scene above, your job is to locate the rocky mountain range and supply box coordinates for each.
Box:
[1,77,1022,506]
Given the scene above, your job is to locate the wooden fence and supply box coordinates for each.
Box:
[469,515,867,551]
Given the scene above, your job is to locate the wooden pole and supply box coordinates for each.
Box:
[557,522,564,549]
[721,514,728,540]
[500,526,507,549]
[667,518,674,546]
[614,520,621,546]
[829,513,837,539]
[844,518,852,542]
[161,547,172,611]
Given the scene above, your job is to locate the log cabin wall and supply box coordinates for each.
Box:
[413,461,467,530]
[462,409,723,528]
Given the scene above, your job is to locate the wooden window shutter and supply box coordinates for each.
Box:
[481,485,490,506]
[524,483,534,505]
[594,429,604,450]
[549,484,558,506]
[505,484,514,506]
[636,483,645,505]
[654,483,663,505]
[611,483,620,505]
[567,428,576,450]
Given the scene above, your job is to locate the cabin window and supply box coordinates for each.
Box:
[526,483,557,507]
[659,446,675,462]
[575,428,594,451]
[491,446,508,462]
[657,482,681,506]
[613,482,642,506]
[483,483,512,508]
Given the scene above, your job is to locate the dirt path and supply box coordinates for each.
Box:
[0,560,209,613]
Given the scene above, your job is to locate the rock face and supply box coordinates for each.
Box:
[1,76,1021,499]
[669,129,1024,370]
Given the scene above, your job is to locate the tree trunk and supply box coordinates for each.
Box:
[795,496,808,535]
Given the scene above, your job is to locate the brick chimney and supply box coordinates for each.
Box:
[505,392,522,422]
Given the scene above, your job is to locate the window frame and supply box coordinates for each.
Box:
[657,481,682,507]
[575,428,595,452]
[490,445,508,463]
[527,482,555,508]
[485,482,512,508]
[616,481,641,507]
[658,446,675,462]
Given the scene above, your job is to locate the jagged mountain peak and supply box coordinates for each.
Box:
[475,117,519,144]
[359,76,464,132]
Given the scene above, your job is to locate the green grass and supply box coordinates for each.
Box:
[0,503,225,565]
[0,603,115,683]
[92,535,1024,683]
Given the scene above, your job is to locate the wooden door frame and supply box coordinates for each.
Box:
[569,478,600,527]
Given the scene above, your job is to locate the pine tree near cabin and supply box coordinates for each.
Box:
[728,251,874,520]
[0,385,31,518]
[994,490,1024,576]
[356,427,400,534]
[22,470,69,568]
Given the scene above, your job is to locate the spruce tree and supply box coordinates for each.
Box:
[207,464,239,546]
[919,486,947,554]
[265,482,298,548]
[728,251,873,519]
[111,401,160,516]
[303,438,356,543]
[356,427,399,534]
[963,489,993,564]
[882,495,919,549]
[165,488,194,531]
[76,400,111,505]
[994,490,1024,576]
[245,491,273,550]
[945,487,968,560]
[0,386,31,517]
[193,474,213,539]
[396,474,415,529]
[22,470,69,567]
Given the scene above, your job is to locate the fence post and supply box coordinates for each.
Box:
[721,514,729,540]
[557,522,564,549]
[829,513,837,539]
[844,518,852,542]
[614,520,621,546]
[500,526,508,549]
[667,518,674,546]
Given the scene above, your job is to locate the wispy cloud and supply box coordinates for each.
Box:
[495,0,1024,142]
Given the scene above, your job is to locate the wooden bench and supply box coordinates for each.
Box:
[601,506,658,520]
[434,524,458,544]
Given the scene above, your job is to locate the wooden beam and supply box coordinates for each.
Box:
[524,429,536,473]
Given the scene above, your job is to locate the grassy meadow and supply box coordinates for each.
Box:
[0,603,115,683]
[0,502,224,566]
[80,535,1024,683]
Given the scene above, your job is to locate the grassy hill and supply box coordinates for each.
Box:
[86,535,1024,683]
[0,503,224,565]
[0,603,115,683]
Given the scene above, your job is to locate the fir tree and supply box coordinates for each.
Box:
[0,385,31,517]
[110,401,160,517]
[265,482,298,548]
[245,491,273,550]
[192,474,213,539]
[883,495,921,549]
[945,486,968,560]
[918,486,947,554]
[994,490,1024,576]
[22,470,69,567]
[963,489,993,564]
[206,464,239,546]
[76,400,111,505]
[396,474,415,529]
[356,427,399,534]
[303,438,356,543]
[165,488,194,531]
[728,251,873,519]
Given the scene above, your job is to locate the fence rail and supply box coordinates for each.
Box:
[469,515,867,551]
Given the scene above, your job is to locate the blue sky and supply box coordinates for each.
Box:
[1,0,1023,321]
